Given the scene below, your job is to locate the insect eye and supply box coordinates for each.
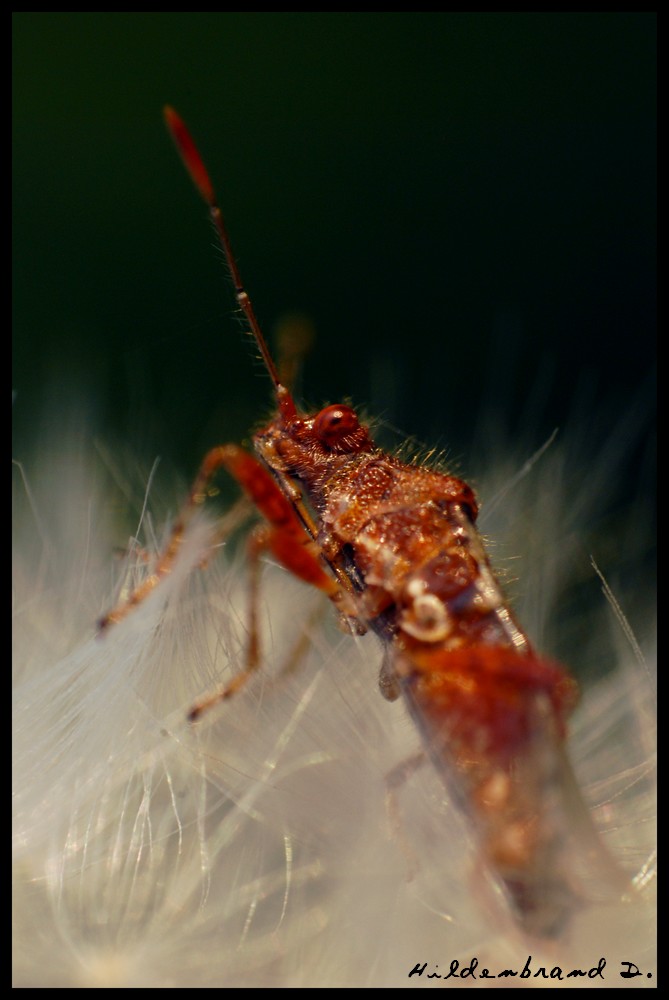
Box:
[313,404,360,447]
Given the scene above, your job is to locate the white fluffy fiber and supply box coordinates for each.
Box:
[13,403,655,988]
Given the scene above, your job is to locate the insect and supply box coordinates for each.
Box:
[99,106,628,939]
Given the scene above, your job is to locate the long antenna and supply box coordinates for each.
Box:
[163,106,296,417]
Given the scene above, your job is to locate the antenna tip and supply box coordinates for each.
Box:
[163,105,216,206]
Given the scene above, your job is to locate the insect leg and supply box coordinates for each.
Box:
[384,751,428,882]
[99,443,359,628]
[378,647,401,702]
[182,445,366,721]
[188,536,328,722]
[186,522,268,721]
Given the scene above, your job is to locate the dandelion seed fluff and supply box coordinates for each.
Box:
[13,407,655,987]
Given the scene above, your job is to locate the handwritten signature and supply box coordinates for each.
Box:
[408,957,652,982]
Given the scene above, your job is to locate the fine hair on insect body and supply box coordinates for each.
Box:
[97,106,637,941]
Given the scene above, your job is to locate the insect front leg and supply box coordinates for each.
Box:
[97,446,252,632]
[99,441,366,720]
[98,444,342,630]
[191,446,377,722]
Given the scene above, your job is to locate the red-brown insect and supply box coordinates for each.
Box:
[99,107,627,939]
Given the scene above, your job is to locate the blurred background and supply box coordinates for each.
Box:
[13,13,655,605]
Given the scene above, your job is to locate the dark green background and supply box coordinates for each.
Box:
[13,13,655,482]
